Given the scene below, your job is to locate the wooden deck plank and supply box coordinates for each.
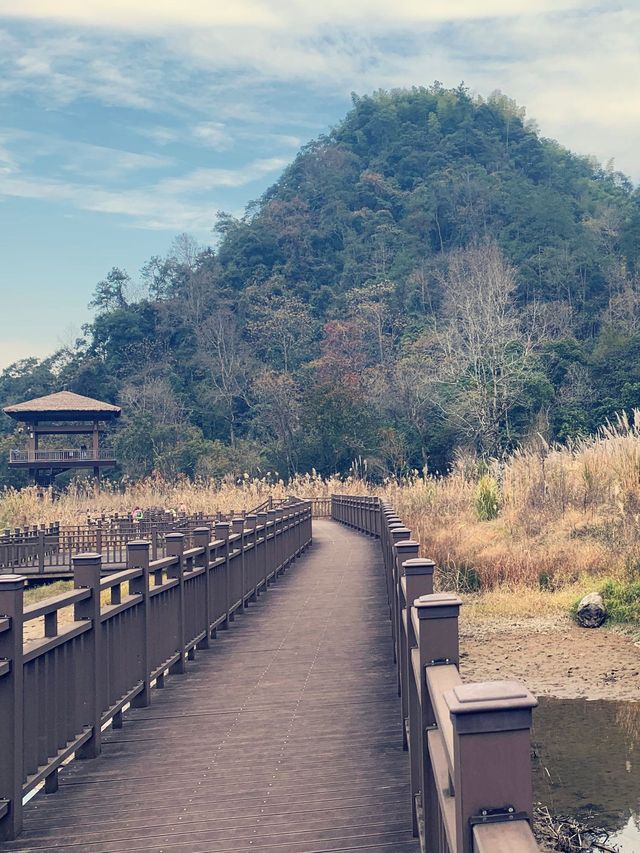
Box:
[4,520,419,853]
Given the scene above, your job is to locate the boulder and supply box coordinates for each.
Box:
[575,592,606,628]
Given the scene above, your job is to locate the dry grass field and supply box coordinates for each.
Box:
[7,413,640,617]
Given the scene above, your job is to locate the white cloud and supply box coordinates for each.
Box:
[0,155,288,232]
[156,157,288,195]
[191,122,231,150]
[0,0,638,236]
[0,0,590,31]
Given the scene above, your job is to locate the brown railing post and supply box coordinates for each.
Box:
[256,512,268,594]
[37,528,45,573]
[402,560,435,836]
[73,553,102,760]
[95,520,103,555]
[245,515,258,601]
[165,533,185,673]
[414,592,462,848]
[193,527,212,643]
[215,522,231,625]
[275,508,285,575]
[446,681,538,853]
[394,539,419,716]
[128,540,151,708]
[0,575,26,841]
[389,526,411,663]
[231,519,246,608]
[266,509,277,584]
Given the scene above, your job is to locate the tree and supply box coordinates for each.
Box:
[89,268,130,313]
[196,309,251,446]
[345,281,401,367]
[252,369,302,475]
[246,289,317,373]
[430,243,549,455]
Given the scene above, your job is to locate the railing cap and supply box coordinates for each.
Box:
[445,681,537,734]
[73,552,102,562]
[403,558,435,575]
[165,532,185,540]
[414,592,462,619]
[394,539,419,549]
[447,680,537,712]
[127,539,151,548]
[0,574,27,588]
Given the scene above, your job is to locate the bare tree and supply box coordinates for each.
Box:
[197,309,251,446]
[345,281,402,367]
[252,369,301,475]
[602,262,640,334]
[434,242,539,453]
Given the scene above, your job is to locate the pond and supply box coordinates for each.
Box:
[533,696,640,849]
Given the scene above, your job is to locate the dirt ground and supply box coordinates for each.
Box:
[460,615,640,701]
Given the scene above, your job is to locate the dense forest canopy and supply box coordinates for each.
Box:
[2,84,640,486]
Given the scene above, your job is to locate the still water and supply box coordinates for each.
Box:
[533,697,640,849]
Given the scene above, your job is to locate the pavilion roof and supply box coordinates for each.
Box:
[3,391,121,421]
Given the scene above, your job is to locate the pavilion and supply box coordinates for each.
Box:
[3,390,121,485]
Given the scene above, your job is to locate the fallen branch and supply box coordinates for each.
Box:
[534,805,620,852]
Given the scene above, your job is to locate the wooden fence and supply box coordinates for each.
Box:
[0,501,284,575]
[1,498,333,575]
[331,494,539,853]
[0,499,312,841]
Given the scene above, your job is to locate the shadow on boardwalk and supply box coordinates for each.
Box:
[4,520,419,853]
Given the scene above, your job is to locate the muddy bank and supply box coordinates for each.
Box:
[460,615,640,701]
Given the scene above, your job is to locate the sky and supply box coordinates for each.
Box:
[0,0,639,368]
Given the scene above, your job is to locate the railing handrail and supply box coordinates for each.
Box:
[0,499,314,841]
[330,494,539,853]
[9,448,116,462]
[0,499,316,572]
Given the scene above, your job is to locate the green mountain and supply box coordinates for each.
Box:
[2,84,640,483]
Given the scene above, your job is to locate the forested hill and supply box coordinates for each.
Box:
[2,84,640,484]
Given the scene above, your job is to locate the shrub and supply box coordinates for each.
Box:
[599,579,640,624]
[473,475,500,521]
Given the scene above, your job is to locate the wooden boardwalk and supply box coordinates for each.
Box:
[3,520,419,853]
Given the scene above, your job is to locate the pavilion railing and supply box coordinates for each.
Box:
[0,498,312,841]
[331,494,539,853]
[9,449,116,463]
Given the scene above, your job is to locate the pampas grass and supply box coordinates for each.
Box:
[8,412,640,594]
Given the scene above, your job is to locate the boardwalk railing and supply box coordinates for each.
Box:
[310,497,332,517]
[332,494,539,853]
[0,498,312,841]
[0,499,285,574]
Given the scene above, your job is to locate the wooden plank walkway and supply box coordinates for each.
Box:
[3,520,419,853]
